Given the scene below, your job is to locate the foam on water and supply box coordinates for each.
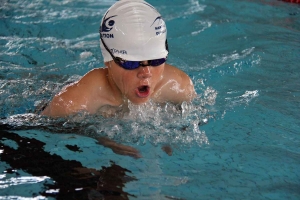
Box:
[0,87,215,147]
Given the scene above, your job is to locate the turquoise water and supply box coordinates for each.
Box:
[1,0,300,199]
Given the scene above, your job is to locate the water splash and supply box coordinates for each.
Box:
[78,97,213,146]
[0,88,217,147]
[225,90,259,108]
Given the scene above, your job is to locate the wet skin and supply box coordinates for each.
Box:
[42,61,196,118]
[41,61,195,158]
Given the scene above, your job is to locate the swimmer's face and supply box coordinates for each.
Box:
[107,60,165,104]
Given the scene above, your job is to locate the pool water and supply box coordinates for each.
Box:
[1,0,300,199]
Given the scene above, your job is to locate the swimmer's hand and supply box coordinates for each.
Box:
[97,137,142,159]
[161,145,172,156]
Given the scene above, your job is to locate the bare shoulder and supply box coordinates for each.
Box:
[59,68,108,99]
[42,68,111,117]
[154,64,196,104]
[164,64,192,82]
[79,68,108,85]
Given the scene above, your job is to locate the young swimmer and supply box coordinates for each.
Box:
[42,0,196,118]
[41,0,196,158]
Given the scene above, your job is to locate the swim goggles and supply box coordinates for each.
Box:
[100,37,168,70]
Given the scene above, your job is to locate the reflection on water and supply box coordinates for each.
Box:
[0,129,136,199]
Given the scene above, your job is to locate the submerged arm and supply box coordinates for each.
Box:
[97,137,141,159]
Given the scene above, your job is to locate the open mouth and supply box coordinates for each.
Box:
[136,85,150,98]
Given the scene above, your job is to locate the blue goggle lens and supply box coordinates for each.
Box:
[115,58,166,70]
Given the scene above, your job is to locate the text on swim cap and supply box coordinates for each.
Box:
[151,16,166,36]
[101,33,114,38]
[110,48,127,55]
[156,29,167,35]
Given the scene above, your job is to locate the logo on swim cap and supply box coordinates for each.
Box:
[99,1,168,62]
[151,16,166,36]
[150,16,163,27]
[101,15,117,32]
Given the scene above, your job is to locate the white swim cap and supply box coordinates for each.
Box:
[99,0,168,62]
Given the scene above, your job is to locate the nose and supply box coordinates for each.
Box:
[137,65,152,79]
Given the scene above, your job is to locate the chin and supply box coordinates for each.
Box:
[129,97,150,105]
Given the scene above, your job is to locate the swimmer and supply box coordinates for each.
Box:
[41,0,196,158]
[41,0,196,118]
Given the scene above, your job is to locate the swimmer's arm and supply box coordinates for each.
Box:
[41,69,105,117]
[177,71,197,102]
[41,83,90,117]
[159,64,196,104]
[97,137,141,159]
